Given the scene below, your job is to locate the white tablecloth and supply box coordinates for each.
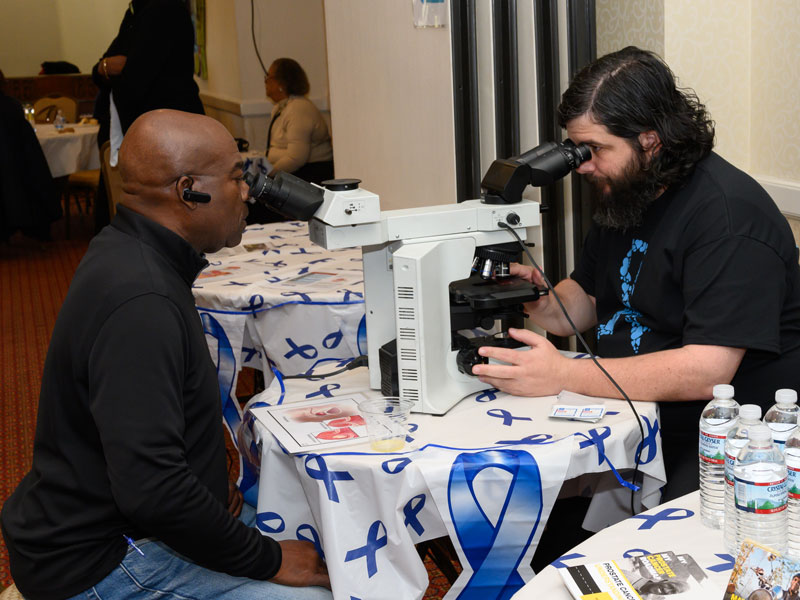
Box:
[245,368,666,600]
[512,490,734,599]
[35,123,100,178]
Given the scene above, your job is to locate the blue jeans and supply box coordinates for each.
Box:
[65,505,332,600]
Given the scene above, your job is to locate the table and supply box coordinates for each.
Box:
[244,367,666,600]
[193,221,366,505]
[512,490,733,598]
[35,123,100,178]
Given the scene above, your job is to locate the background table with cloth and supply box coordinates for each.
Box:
[35,123,100,177]
[512,490,733,599]
[192,221,366,505]
[241,367,666,600]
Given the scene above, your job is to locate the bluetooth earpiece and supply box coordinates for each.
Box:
[182,188,211,203]
[179,175,211,204]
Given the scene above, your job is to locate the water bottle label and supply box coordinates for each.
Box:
[789,464,800,500]
[725,452,736,485]
[699,430,726,464]
[768,423,796,444]
[734,476,788,514]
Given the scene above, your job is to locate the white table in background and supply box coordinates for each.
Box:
[511,491,734,599]
[35,123,100,177]
[244,368,666,600]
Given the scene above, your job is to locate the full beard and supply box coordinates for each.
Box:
[587,151,663,232]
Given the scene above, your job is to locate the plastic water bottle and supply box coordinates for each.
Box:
[733,424,788,553]
[54,109,66,131]
[699,384,740,528]
[764,389,799,450]
[724,404,762,553]
[785,425,800,561]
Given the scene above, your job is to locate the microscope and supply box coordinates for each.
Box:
[246,141,590,414]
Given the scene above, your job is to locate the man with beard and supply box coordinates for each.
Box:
[473,46,800,502]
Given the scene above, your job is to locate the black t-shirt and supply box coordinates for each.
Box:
[571,152,800,434]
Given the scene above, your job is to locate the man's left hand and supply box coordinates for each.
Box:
[227,481,243,517]
[471,327,569,397]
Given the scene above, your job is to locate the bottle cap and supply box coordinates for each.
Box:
[775,389,798,405]
[748,424,772,442]
[712,384,734,399]
[739,404,762,420]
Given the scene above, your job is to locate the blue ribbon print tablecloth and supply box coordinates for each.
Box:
[512,491,732,599]
[192,221,366,505]
[245,368,666,600]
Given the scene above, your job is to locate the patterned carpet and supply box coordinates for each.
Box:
[0,210,456,597]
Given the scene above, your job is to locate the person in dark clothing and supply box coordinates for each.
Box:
[91,0,205,232]
[0,69,62,240]
[1,110,331,600]
[472,47,800,502]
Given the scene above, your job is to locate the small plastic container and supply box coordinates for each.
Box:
[358,397,414,452]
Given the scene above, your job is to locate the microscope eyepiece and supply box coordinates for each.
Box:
[245,170,325,221]
[480,139,592,204]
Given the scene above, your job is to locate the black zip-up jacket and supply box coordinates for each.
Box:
[1,206,280,599]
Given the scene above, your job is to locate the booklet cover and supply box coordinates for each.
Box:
[252,394,372,453]
[724,541,800,600]
[560,551,713,600]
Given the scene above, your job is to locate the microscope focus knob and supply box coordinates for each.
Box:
[506,212,521,226]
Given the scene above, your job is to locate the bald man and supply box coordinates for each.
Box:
[1,110,332,600]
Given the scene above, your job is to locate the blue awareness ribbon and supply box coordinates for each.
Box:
[635,415,659,465]
[629,507,693,530]
[247,294,264,314]
[297,524,325,559]
[222,281,248,286]
[356,315,367,356]
[256,511,286,533]
[495,433,555,446]
[306,383,342,399]
[309,257,333,264]
[284,337,318,360]
[448,449,543,599]
[199,313,258,501]
[475,389,499,403]
[281,290,313,303]
[707,553,735,572]
[406,423,417,443]
[382,457,411,474]
[574,427,640,492]
[622,548,651,558]
[304,454,354,503]
[551,553,586,569]
[403,494,426,536]
[338,288,364,302]
[344,520,388,578]
[487,408,533,426]
[322,330,343,349]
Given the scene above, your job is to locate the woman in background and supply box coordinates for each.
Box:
[265,58,333,184]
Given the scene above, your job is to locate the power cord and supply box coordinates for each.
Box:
[250,0,267,75]
[499,222,645,515]
[280,355,369,380]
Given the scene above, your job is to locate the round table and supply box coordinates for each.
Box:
[35,123,100,178]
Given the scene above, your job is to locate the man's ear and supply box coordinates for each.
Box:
[638,130,661,155]
[176,175,195,208]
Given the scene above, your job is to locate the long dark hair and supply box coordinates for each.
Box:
[558,46,714,188]
[272,58,310,96]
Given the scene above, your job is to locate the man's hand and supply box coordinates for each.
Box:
[227,481,243,518]
[272,540,331,589]
[99,55,127,78]
[471,327,569,397]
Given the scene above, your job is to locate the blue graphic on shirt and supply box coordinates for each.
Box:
[597,239,651,353]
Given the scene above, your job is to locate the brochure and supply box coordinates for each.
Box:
[560,551,714,599]
[251,394,372,453]
[724,540,800,600]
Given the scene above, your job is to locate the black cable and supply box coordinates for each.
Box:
[250,0,267,75]
[499,222,645,515]
[281,355,369,380]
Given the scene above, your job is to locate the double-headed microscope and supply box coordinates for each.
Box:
[246,141,589,414]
